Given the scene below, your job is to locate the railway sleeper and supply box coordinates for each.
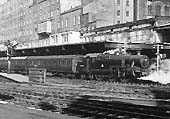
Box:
[75,98,170,117]
[67,102,170,119]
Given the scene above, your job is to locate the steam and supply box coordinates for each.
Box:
[140,59,170,84]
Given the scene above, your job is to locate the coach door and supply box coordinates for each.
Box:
[72,58,78,73]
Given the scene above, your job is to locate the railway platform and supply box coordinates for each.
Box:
[0,73,29,83]
[0,101,84,119]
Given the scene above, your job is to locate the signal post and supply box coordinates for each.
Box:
[153,43,163,74]
[4,40,18,74]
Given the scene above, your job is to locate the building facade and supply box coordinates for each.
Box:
[0,0,170,50]
[0,0,35,43]
[137,0,170,20]
[81,0,135,33]
[50,5,82,45]
[81,0,170,34]
[0,0,83,49]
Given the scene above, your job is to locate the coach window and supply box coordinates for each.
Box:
[63,60,66,66]
[63,60,66,65]
[92,57,96,62]
[64,60,66,66]
[121,60,125,67]
[61,60,64,65]
[38,61,41,65]
[47,60,50,66]
[56,60,59,65]
[68,60,71,65]
[31,60,34,66]
[56,60,58,66]
[53,60,56,65]
[53,60,55,65]
[20,60,23,65]
[58,60,60,65]
[156,5,161,16]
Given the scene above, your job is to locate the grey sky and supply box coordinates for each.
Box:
[61,0,81,13]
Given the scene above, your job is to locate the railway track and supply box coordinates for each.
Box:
[0,80,170,119]
[62,97,170,119]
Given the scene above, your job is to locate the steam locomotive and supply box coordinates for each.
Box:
[0,53,150,80]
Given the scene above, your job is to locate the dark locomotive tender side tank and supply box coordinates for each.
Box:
[76,53,101,73]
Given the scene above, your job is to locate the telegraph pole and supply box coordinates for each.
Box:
[4,40,18,74]
[7,47,11,74]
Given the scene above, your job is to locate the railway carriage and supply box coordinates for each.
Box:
[0,57,28,73]
[27,55,83,76]
[11,57,28,73]
[0,57,8,72]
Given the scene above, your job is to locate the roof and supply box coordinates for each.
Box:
[93,18,155,33]
[85,53,101,58]
[28,55,83,60]
[61,5,82,15]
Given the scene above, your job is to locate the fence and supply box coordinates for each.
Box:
[29,68,46,83]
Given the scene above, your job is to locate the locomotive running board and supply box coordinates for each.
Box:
[0,73,29,83]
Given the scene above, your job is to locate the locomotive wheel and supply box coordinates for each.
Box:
[89,74,94,80]
[94,75,103,80]
[88,74,98,80]
[73,74,81,79]
[80,74,87,80]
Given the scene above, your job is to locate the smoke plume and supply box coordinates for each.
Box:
[140,59,170,84]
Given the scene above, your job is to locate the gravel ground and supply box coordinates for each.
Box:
[0,76,170,119]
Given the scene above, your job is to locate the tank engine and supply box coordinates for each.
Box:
[77,53,150,80]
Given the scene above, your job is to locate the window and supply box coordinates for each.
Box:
[48,12,50,18]
[56,9,60,15]
[117,10,120,16]
[51,0,55,4]
[156,5,161,16]
[57,21,60,29]
[117,0,120,6]
[126,11,129,17]
[61,20,64,28]
[39,4,42,10]
[35,12,37,18]
[62,33,68,43]
[77,15,80,25]
[73,16,76,25]
[55,35,58,43]
[65,19,68,27]
[126,0,129,6]
[51,11,54,17]
[40,15,42,20]
[165,5,170,16]
[148,5,153,15]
